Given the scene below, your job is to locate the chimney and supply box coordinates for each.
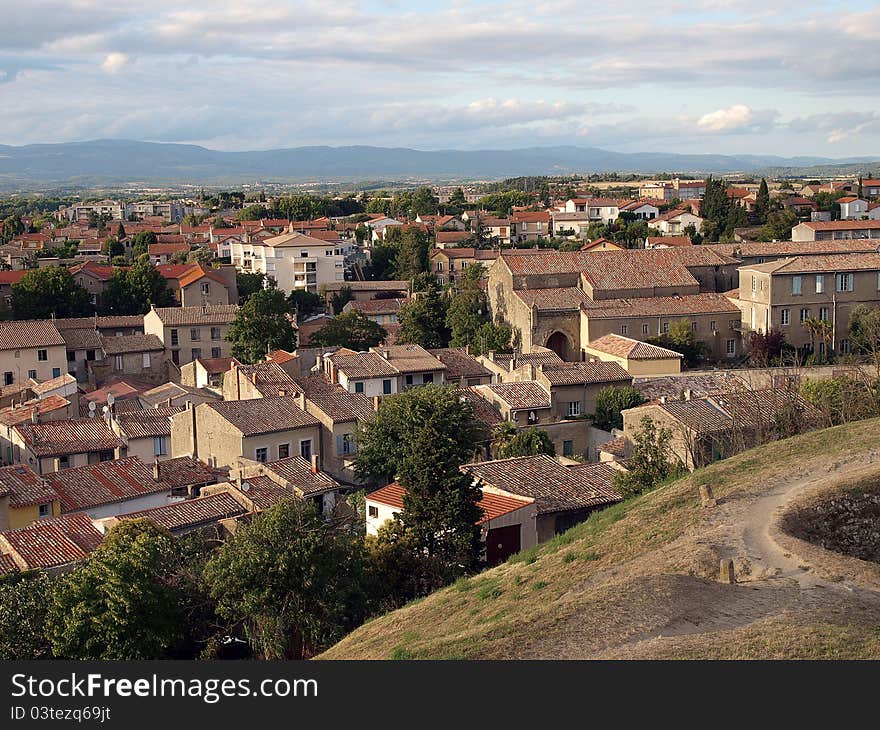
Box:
[381,350,389,359]
[152,459,160,480]
[660,396,667,404]
[684,389,692,401]
[310,453,319,474]
[187,400,198,458]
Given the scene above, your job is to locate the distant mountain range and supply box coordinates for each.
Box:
[0,139,878,188]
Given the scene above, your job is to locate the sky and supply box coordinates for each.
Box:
[0,0,878,157]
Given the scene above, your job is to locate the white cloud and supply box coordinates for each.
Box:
[698,105,752,131]
[101,52,129,73]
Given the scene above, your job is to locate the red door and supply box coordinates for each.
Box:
[486,524,521,566]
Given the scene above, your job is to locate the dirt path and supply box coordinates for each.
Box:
[517,450,880,659]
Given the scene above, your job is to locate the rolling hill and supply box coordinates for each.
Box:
[0,139,878,188]
[321,420,880,660]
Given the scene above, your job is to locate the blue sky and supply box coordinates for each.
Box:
[0,0,878,157]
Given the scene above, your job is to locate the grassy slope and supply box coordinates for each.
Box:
[321,419,880,660]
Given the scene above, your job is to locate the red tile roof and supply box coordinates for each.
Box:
[368,482,532,524]
[119,492,245,532]
[0,512,103,570]
[45,456,168,512]
[0,320,65,349]
[156,456,218,489]
[15,418,122,458]
[0,465,59,508]
[484,381,551,410]
[586,334,683,361]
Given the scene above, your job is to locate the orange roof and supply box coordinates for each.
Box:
[177,264,227,289]
[368,482,532,524]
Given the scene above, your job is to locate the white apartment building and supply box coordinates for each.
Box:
[227,231,346,294]
[124,201,185,222]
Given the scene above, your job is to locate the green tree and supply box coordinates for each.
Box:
[612,416,684,499]
[472,321,513,356]
[592,386,646,432]
[397,286,450,349]
[386,226,429,280]
[47,521,189,660]
[116,222,126,240]
[446,278,489,348]
[759,208,798,242]
[330,284,354,315]
[186,247,215,264]
[1,215,25,243]
[102,236,125,258]
[227,287,296,363]
[754,178,771,224]
[498,427,555,458]
[236,271,266,304]
[647,319,706,367]
[103,261,174,315]
[288,289,323,321]
[130,231,157,259]
[203,498,368,659]
[236,204,267,221]
[355,385,482,484]
[11,267,93,319]
[0,571,53,659]
[309,310,387,350]
[409,187,439,217]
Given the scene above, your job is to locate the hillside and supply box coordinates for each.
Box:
[0,140,878,189]
[321,420,880,660]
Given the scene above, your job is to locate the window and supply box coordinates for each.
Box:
[405,374,413,386]
[191,328,201,341]
[661,322,669,334]
[52,367,60,378]
[877,271,880,291]
[819,307,829,322]
[201,282,210,295]
[211,347,221,358]
[729,319,737,329]
[780,309,790,326]
[840,338,851,354]
[354,381,364,394]
[142,353,151,368]
[171,350,180,366]
[816,275,825,294]
[726,339,736,355]
[67,350,75,362]
[800,308,810,323]
[255,447,268,463]
[278,443,290,459]
[751,275,757,293]
[422,373,434,385]
[170,329,179,346]
[368,505,379,519]
[620,324,628,335]
[191,348,202,361]
[86,349,95,361]
[642,323,649,335]
[153,436,168,456]
[3,372,12,386]
[211,327,221,340]
[567,401,581,418]
[563,440,574,458]
[58,455,69,469]
[99,450,114,462]
[791,275,802,295]
[115,355,123,370]
[382,379,392,394]
[691,321,697,332]
[836,273,854,292]
[27,369,36,380]
[300,440,312,459]
[436,261,443,271]
[37,349,47,361]
[38,503,51,518]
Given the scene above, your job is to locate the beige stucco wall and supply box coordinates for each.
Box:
[0,344,67,387]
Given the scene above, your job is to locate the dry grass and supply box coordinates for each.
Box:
[320,418,880,660]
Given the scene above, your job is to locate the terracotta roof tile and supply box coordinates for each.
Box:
[206,396,320,436]
[0,465,59,508]
[150,304,237,326]
[45,456,167,512]
[369,481,532,524]
[539,361,632,386]
[586,334,683,361]
[483,381,550,410]
[463,454,621,514]
[156,456,218,489]
[0,512,103,570]
[14,419,122,457]
[120,492,245,531]
[0,320,64,350]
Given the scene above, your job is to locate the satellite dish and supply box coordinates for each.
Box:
[102,405,109,415]
[106,393,115,406]
[88,401,96,412]
[528,410,536,423]
[241,481,251,493]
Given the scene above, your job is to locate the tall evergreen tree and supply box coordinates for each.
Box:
[754,178,771,224]
[397,285,450,349]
